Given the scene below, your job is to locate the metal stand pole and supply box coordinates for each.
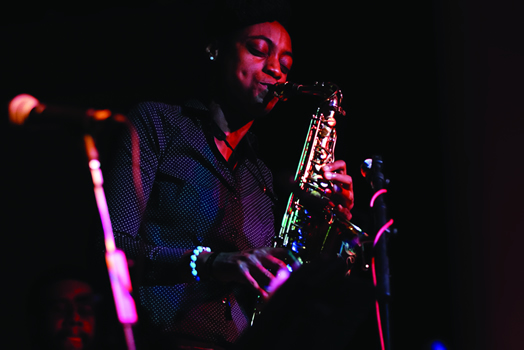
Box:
[363,155,393,350]
[84,134,138,350]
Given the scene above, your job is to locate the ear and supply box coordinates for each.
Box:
[205,41,219,61]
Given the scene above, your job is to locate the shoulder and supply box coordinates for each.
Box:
[126,101,203,136]
[128,101,183,123]
[129,100,209,126]
[126,100,211,150]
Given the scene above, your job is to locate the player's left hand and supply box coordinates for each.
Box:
[322,160,354,221]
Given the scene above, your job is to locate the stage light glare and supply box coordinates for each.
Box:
[431,340,447,350]
[89,159,101,170]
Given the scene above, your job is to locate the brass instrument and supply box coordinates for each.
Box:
[272,81,366,264]
[251,82,366,325]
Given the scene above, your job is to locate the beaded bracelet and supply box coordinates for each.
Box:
[190,246,211,281]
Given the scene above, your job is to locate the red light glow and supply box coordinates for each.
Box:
[373,219,394,248]
[376,300,386,350]
[106,249,138,324]
[372,257,386,350]
[370,189,388,208]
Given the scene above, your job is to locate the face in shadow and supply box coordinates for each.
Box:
[40,279,96,350]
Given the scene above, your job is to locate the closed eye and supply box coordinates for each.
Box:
[248,47,266,57]
[280,64,290,75]
[246,41,268,57]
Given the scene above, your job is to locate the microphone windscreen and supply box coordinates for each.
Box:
[8,94,41,125]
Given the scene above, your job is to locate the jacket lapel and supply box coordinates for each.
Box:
[179,102,237,191]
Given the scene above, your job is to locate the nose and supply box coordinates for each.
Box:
[64,306,83,326]
[264,55,283,81]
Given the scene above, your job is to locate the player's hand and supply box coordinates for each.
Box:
[322,160,354,221]
[208,247,300,299]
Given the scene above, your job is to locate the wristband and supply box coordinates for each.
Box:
[190,246,211,281]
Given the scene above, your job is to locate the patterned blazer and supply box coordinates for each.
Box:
[105,100,277,346]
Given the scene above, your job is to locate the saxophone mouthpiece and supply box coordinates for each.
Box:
[271,82,302,101]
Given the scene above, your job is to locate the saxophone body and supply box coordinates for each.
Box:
[250,82,366,325]
[272,82,365,264]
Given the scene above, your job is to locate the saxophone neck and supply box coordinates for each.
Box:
[272,81,346,116]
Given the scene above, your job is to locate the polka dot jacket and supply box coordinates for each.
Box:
[104,100,277,345]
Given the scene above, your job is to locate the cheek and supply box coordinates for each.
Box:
[223,57,250,91]
[234,68,249,86]
[234,59,259,85]
[83,317,95,336]
[232,50,262,80]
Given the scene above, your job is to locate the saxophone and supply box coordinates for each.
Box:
[272,81,366,264]
[250,82,366,325]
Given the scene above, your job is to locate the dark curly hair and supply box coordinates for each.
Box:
[204,0,292,43]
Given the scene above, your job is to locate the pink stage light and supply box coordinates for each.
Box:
[370,189,388,208]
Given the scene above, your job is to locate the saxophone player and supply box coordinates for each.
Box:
[103,1,355,349]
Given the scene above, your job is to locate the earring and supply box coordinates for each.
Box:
[206,47,217,61]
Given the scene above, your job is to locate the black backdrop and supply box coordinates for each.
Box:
[2,1,524,349]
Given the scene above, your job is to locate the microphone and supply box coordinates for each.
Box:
[8,94,124,127]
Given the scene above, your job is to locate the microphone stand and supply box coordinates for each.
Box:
[362,155,394,350]
[8,94,140,349]
[84,134,138,350]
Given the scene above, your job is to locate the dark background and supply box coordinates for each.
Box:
[2,0,524,349]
